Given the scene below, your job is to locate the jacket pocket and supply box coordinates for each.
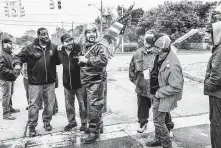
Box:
[135,59,143,72]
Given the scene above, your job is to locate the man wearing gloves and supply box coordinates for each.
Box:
[57,34,87,132]
[129,30,158,133]
[146,34,184,148]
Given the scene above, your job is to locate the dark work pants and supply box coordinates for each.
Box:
[137,94,152,124]
[85,82,104,134]
[153,98,173,148]
[209,96,221,148]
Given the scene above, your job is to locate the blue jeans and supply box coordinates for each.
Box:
[0,80,14,116]
[64,87,87,125]
[28,83,55,127]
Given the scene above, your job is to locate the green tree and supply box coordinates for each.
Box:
[138,0,216,41]
[51,28,68,44]
[16,30,36,45]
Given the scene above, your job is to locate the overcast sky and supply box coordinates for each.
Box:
[0,0,211,37]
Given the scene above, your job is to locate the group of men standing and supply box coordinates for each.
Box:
[1,20,221,147]
[0,23,109,144]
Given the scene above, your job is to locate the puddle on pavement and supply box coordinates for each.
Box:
[0,134,143,148]
[108,67,129,72]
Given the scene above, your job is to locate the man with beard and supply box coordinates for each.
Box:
[57,34,87,132]
[13,27,59,137]
[78,23,109,144]
[0,38,20,120]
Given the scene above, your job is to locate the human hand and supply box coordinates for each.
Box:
[78,56,88,64]
[13,65,22,77]
[57,45,63,51]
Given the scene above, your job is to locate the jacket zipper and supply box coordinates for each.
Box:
[68,54,73,89]
[43,50,48,82]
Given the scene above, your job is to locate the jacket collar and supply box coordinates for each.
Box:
[159,50,176,72]
[33,38,51,50]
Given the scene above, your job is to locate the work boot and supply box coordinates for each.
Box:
[3,113,16,120]
[10,108,20,114]
[84,133,100,144]
[146,139,161,147]
[64,123,77,131]
[137,123,147,133]
[44,123,52,131]
[29,127,36,137]
[80,124,87,131]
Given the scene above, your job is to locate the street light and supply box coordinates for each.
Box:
[88,0,103,35]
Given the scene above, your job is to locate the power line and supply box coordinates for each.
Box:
[0,19,73,24]
[0,22,87,27]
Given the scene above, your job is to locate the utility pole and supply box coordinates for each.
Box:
[72,21,74,37]
[121,5,124,53]
[100,0,103,35]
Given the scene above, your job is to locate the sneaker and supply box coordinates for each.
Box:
[44,123,52,131]
[84,133,100,144]
[29,127,36,137]
[10,108,20,114]
[80,124,87,131]
[3,113,16,120]
[146,139,161,147]
[64,123,77,131]
[137,123,147,133]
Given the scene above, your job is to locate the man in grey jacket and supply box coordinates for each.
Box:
[204,21,221,148]
[146,34,184,148]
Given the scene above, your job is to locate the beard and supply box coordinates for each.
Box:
[86,36,96,43]
[39,38,49,45]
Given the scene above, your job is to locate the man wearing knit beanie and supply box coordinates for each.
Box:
[146,34,184,148]
[129,30,158,133]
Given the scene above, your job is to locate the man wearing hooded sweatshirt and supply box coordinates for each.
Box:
[78,23,109,144]
[13,27,59,137]
[57,34,87,132]
[0,38,20,120]
[146,34,184,148]
[129,30,158,133]
[204,21,221,148]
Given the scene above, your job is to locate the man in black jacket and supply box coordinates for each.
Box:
[57,34,87,132]
[13,27,59,137]
[0,38,20,120]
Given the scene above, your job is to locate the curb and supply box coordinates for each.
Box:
[0,114,209,148]
[183,71,204,83]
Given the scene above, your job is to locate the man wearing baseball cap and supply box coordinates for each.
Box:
[146,34,184,148]
[0,38,20,120]
[129,30,158,133]
[57,34,87,132]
